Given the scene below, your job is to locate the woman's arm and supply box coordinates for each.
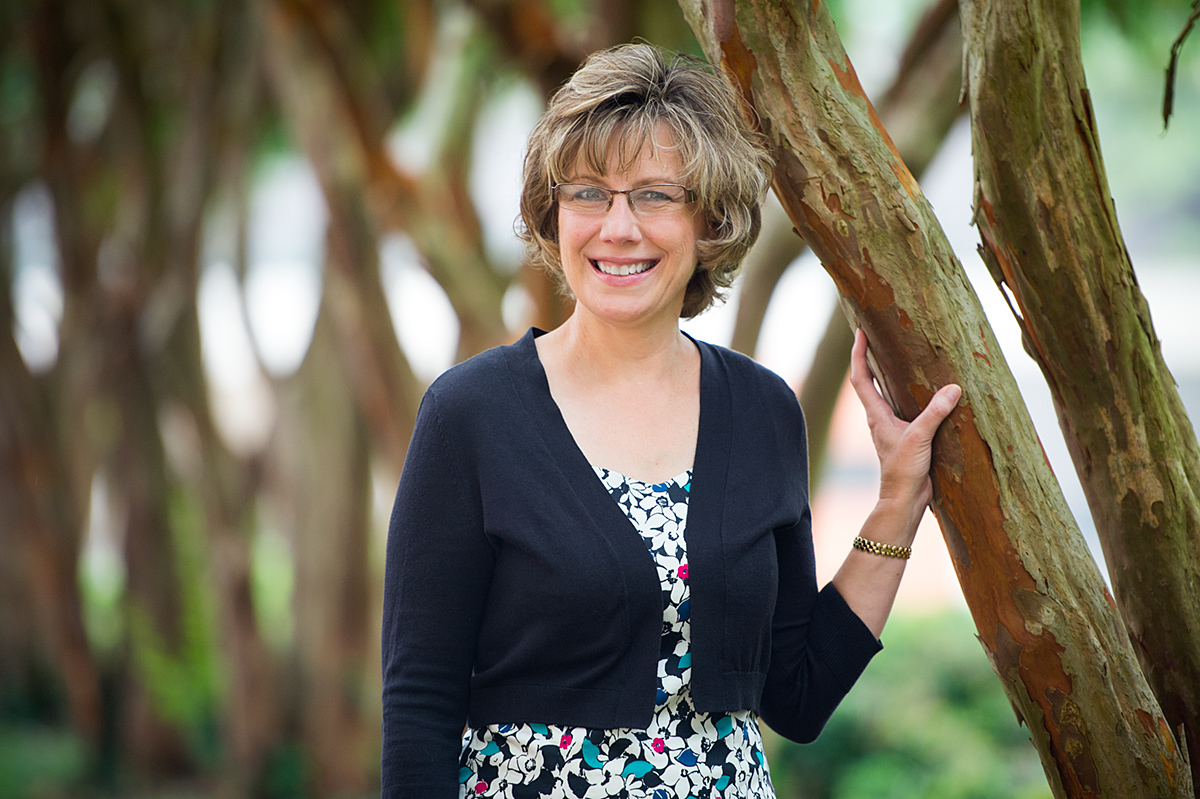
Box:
[831,329,961,639]
[381,391,495,798]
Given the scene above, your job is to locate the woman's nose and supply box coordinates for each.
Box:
[599,194,642,242]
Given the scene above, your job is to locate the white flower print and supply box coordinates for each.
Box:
[459,469,776,798]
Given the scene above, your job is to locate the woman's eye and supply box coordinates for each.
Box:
[575,187,608,202]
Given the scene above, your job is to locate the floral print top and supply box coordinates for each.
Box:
[458,468,776,799]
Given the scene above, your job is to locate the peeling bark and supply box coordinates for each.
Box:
[961,0,1200,787]
[680,0,1192,795]
[730,0,963,359]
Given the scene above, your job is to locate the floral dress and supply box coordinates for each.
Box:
[458,468,777,799]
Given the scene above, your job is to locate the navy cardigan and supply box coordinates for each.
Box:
[381,328,881,797]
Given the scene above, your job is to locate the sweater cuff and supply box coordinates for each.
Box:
[810,582,884,692]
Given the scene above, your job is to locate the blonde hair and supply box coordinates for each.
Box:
[519,43,774,319]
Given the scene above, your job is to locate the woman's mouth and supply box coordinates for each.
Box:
[592,260,656,276]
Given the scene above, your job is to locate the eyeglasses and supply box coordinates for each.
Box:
[553,182,696,215]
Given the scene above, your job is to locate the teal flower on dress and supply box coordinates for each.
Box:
[457,468,776,798]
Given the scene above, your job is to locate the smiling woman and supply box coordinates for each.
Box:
[551,127,706,335]
[380,42,961,799]
[519,44,772,321]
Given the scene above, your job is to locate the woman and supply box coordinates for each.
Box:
[381,43,960,798]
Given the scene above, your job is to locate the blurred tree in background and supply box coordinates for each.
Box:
[0,0,1196,796]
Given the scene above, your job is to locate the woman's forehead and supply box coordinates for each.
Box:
[564,122,685,180]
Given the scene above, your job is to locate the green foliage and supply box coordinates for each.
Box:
[251,523,295,652]
[765,611,1051,799]
[0,28,37,188]
[546,0,593,29]
[262,741,308,799]
[126,488,222,765]
[1082,0,1197,37]
[0,725,87,799]
[79,535,125,656]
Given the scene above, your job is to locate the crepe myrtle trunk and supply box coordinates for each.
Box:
[961,0,1200,788]
[679,0,1192,796]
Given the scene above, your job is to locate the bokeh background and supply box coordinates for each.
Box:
[1,0,1197,796]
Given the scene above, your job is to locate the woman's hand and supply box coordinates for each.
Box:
[833,329,962,639]
[849,328,961,515]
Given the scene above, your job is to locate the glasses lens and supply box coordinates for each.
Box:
[557,184,611,212]
[629,185,689,213]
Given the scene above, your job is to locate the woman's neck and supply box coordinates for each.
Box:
[534,309,701,485]
[542,310,694,386]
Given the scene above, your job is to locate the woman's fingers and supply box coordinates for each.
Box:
[908,383,962,444]
[849,329,895,423]
[850,329,961,440]
[849,330,962,499]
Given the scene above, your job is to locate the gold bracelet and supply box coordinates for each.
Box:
[852,536,912,560]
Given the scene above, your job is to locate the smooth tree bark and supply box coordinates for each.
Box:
[797,308,854,483]
[0,202,101,746]
[262,0,511,367]
[261,0,426,469]
[679,0,1192,796]
[273,307,375,796]
[961,0,1200,785]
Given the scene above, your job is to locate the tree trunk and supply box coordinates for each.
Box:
[261,0,429,470]
[104,305,193,777]
[729,198,805,358]
[728,0,964,487]
[274,307,374,797]
[0,204,102,746]
[729,0,963,359]
[160,260,281,791]
[261,0,510,366]
[961,0,1200,786]
[797,304,854,485]
[680,0,1193,795]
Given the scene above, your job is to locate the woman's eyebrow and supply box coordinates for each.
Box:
[566,173,679,186]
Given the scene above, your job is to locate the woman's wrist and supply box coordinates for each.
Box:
[861,497,924,550]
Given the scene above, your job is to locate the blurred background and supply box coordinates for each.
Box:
[1,0,1197,796]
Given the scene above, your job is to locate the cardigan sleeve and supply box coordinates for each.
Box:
[755,373,882,743]
[381,390,496,797]
[758,511,882,742]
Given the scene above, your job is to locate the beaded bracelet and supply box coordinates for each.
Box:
[852,535,912,560]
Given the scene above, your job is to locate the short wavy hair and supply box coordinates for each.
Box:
[519,43,774,319]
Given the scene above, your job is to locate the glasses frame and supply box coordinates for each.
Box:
[552,182,697,214]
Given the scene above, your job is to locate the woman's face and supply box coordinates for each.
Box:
[556,126,706,333]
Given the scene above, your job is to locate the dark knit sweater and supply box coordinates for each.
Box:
[380,328,881,797]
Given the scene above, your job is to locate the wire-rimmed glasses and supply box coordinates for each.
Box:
[553,182,696,215]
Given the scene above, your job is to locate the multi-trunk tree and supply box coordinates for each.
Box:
[680,0,1199,795]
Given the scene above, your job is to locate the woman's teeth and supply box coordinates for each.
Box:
[594,260,654,276]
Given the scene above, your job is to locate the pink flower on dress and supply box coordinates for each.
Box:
[559,733,573,749]
[474,781,487,793]
[652,737,665,753]
[677,564,689,579]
